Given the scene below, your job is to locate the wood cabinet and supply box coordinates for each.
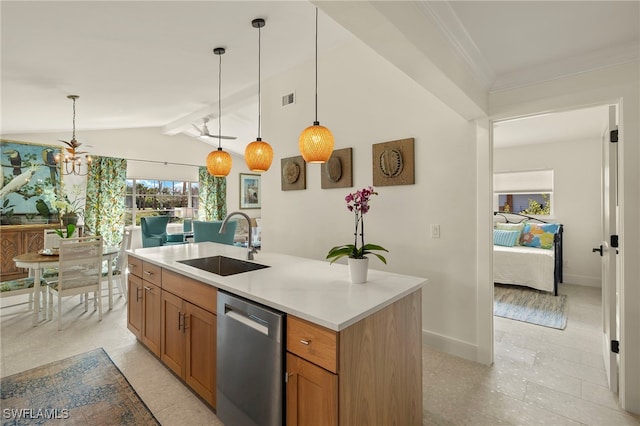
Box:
[141,280,161,356]
[126,255,160,356]
[286,352,338,426]
[127,256,217,408]
[0,224,58,280]
[286,290,422,426]
[160,269,217,407]
[127,273,143,337]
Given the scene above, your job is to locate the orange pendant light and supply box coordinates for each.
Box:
[207,148,232,177]
[206,47,232,177]
[245,18,274,173]
[299,8,334,163]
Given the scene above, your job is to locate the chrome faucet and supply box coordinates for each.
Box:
[220,211,257,260]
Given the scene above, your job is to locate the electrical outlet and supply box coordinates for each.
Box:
[430,224,440,239]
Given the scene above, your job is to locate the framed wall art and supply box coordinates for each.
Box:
[1,139,62,224]
[239,173,261,209]
[281,155,306,191]
[321,147,353,189]
[372,137,415,187]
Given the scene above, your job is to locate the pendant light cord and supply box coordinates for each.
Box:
[218,52,222,149]
[72,97,77,140]
[314,7,318,123]
[257,23,262,139]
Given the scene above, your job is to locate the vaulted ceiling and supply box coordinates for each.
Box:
[2,1,638,152]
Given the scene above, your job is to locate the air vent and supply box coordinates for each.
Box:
[282,92,295,106]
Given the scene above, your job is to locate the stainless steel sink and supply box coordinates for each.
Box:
[177,255,269,276]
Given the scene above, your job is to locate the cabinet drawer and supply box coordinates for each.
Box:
[127,256,143,278]
[287,316,337,373]
[141,261,162,287]
[162,269,217,313]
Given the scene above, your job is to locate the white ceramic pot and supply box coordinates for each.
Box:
[348,257,369,284]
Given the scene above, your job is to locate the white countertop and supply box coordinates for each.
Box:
[127,242,427,331]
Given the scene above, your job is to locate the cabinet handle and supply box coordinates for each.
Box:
[300,339,310,345]
[136,287,142,302]
[178,312,183,331]
[143,270,153,276]
[143,286,153,292]
[128,263,137,268]
[183,315,189,333]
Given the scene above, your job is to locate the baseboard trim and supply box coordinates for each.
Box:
[562,274,601,288]
[422,329,478,363]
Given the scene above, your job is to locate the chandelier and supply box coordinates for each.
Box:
[57,95,92,176]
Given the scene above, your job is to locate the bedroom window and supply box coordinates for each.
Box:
[493,170,553,216]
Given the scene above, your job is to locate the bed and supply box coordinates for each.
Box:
[493,212,563,295]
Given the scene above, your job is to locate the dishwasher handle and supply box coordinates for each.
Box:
[224,306,269,336]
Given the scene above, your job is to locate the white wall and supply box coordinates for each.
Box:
[494,137,602,287]
[260,39,480,358]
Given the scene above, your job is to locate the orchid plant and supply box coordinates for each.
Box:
[326,186,388,264]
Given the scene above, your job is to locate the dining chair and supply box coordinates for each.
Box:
[42,227,79,279]
[102,228,132,301]
[0,277,47,311]
[192,220,237,245]
[47,236,103,330]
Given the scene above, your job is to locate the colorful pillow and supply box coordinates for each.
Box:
[521,223,560,249]
[495,222,526,245]
[493,229,520,247]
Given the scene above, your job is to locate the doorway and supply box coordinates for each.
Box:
[490,105,618,394]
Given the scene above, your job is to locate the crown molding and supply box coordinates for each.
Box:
[417,1,495,91]
[491,41,640,93]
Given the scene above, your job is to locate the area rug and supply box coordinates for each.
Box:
[494,284,568,329]
[0,348,158,425]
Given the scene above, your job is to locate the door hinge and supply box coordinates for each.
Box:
[611,235,619,248]
[611,340,620,354]
[610,129,618,143]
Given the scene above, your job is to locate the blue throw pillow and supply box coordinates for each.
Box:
[493,229,520,247]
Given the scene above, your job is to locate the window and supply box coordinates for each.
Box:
[493,170,553,216]
[125,179,199,225]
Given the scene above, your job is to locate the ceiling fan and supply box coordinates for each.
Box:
[192,117,236,140]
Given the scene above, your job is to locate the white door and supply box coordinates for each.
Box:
[599,104,618,392]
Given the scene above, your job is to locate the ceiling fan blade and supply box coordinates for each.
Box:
[192,124,204,135]
[200,134,237,140]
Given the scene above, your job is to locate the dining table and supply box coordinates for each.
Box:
[13,245,119,326]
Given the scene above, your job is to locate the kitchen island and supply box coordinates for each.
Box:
[127,242,426,425]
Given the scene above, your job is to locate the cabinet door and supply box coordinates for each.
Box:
[22,229,45,253]
[0,230,23,279]
[161,290,185,377]
[127,274,143,338]
[141,281,161,356]
[185,301,216,407]
[286,353,337,426]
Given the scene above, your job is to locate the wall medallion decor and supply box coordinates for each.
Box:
[281,155,306,191]
[1,140,62,224]
[321,148,353,189]
[372,138,415,187]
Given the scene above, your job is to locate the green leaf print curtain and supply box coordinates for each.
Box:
[84,157,127,246]
[198,166,227,221]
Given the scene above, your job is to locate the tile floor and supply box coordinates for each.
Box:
[1,283,639,425]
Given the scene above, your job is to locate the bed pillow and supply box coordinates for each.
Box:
[493,229,520,247]
[521,223,560,249]
[495,222,525,245]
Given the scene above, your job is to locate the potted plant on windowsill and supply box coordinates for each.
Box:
[326,186,388,284]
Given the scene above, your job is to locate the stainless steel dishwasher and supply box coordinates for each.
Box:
[217,290,285,426]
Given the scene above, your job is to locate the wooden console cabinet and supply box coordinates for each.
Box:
[0,224,59,281]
